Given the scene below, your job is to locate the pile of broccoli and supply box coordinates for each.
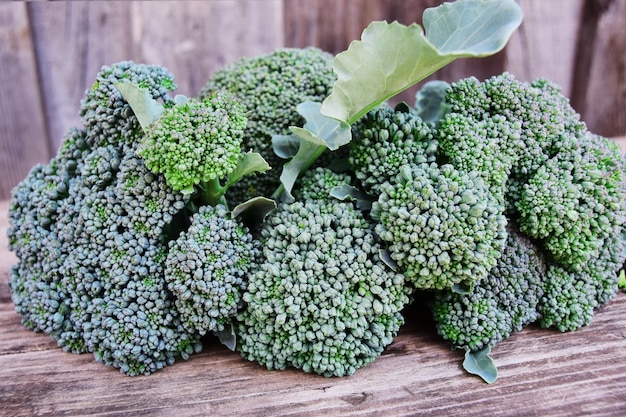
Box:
[7,53,626,381]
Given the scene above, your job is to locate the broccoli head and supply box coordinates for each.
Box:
[199,47,336,204]
[349,104,437,196]
[137,91,247,200]
[80,61,176,147]
[371,163,507,291]
[430,226,546,352]
[236,196,410,377]
[516,132,626,269]
[165,204,260,335]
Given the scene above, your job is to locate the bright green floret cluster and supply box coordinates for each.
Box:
[165,204,260,335]
[199,47,336,204]
[138,92,247,198]
[349,104,437,196]
[236,172,410,377]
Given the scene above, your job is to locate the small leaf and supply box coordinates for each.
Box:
[174,94,189,105]
[278,139,326,203]
[414,80,451,124]
[290,101,352,151]
[275,102,352,202]
[272,134,301,159]
[329,185,374,211]
[232,196,277,230]
[380,249,399,272]
[214,323,236,351]
[225,152,271,190]
[463,346,498,384]
[114,82,165,130]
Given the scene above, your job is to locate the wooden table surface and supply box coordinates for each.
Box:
[1,195,625,416]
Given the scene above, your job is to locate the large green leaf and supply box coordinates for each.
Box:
[320,0,523,124]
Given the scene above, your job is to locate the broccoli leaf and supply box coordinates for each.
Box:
[272,134,301,159]
[329,184,374,211]
[232,196,277,230]
[463,346,498,383]
[273,101,351,202]
[114,82,165,130]
[225,152,271,190]
[320,0,523,125]
[414,80,451,124]
[214,323,237,351]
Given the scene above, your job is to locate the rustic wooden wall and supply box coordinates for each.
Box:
[1,0,624,200]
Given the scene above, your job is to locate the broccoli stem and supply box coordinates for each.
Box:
[200,177,228,208]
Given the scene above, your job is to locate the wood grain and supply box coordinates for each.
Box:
[1,199,625,416]
[0,3,52,199]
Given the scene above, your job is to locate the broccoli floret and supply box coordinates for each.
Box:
[430,227,546,351]
[438,73,587,211]
[371,163,507,291]
[349,104,437,196]
[435,112,521,203]
[294,167,353,201]
[137,91,247,200]
[165,204,260,335]
[236,199,410,377]
[539,234,626,332]
[199,47,336,204]
[516,132,626,269]
[81,61,176,147]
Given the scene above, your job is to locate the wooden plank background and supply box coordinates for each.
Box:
[0,0,625,200]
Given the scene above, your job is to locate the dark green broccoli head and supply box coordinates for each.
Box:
[81,61,176,147]
[137,91,247,196]
[516,132,625,269]
[435,112,521,202]
[199,47,336,203]
[371,163,507,291]
[349,104,437,196]
[236,199,410,377]
[165,204,260,336]
[539,234,626,332]
[431,227,546,351]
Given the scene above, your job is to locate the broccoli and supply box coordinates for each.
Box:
[137,91,248,200]
[371,163,508,291]
[539,234,626,332]
[236,168,411,377]
[165,204,260,336]
[516,132,626,270]
[7,61,263,375]
[198,47,336,204]
[430,226,546,352]
[349,104,437,196]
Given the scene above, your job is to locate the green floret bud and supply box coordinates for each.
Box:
[237,199,410,377]
[372,163,507,290]
[431,227,546,351]
[165,205,260,335]
[138,91,247,199]
[199,47,336,204]
[294,167,353,202]
[349,104,437,196]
